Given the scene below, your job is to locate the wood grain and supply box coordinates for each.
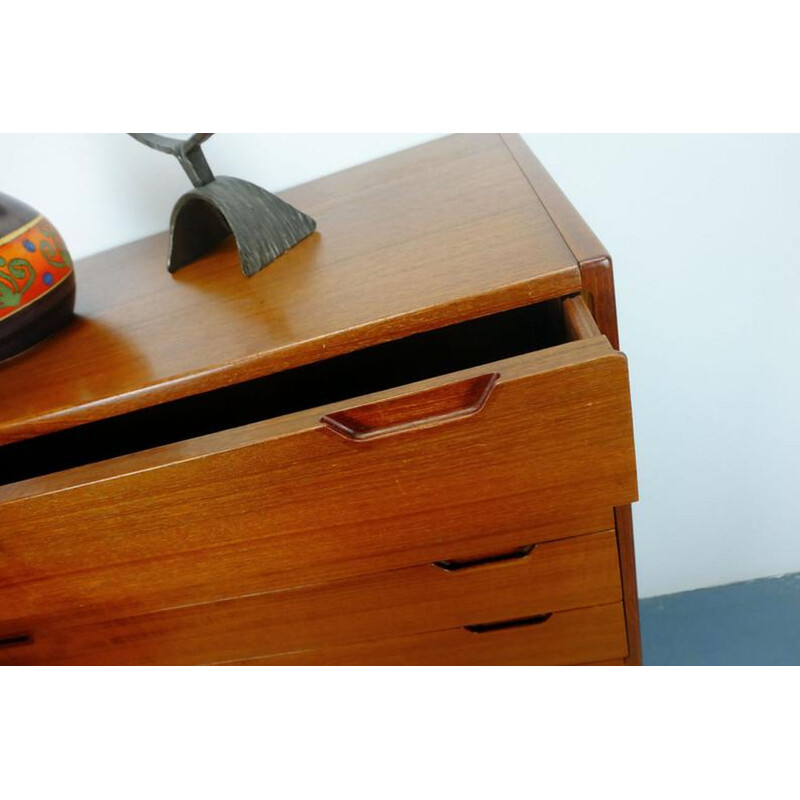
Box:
[615,504,643,665]
[500,133,619,349]
[216,603,629,666]
[0,134,581,445]
[320,372,499,440]
[0,530,621,665]
[1,508,617,635]
[0,135,641,667]
[0,336,636,627]
[563,294,601,341]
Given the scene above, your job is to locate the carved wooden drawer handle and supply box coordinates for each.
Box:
[320,372,499,441]
[433,544,536,572]
[464,613,552,633]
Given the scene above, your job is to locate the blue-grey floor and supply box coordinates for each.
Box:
[640,573,800,665]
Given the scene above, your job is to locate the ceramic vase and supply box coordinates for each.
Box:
[0,191,75,361]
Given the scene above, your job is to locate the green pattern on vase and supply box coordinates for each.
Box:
[0,257,36,308]
[39,225,73,269]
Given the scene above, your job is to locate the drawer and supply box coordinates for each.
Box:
[217,603,629,666]
[1,507,616,632]
[0,529,621,665]
[0,296,637,628]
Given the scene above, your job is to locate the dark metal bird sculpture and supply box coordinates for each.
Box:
[129,133,317,277]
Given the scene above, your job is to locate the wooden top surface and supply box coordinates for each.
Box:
[1,133,582,445]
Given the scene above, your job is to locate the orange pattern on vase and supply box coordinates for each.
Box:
[0,217,74,321]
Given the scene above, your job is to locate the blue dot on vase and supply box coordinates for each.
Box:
[23,238,36,252]
[43,272,54,286]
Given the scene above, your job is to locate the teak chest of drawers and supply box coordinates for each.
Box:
[0,134,639,666]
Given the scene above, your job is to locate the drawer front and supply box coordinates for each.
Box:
[1,507,615,632]
[1,333,636,628]
[219,603,629,666]
[0,530,621,665]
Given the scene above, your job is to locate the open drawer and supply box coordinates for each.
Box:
[0,295,637,634]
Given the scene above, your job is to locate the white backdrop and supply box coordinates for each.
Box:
[2,133,798,598]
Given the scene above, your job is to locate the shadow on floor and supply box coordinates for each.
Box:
[640,573,800,665]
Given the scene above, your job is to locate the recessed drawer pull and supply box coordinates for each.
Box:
[464,613,552,634]
[433,543,536,572]
[320,373,499,441]
[0,633,33,649]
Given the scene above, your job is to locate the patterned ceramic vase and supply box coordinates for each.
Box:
[0,191,75,361]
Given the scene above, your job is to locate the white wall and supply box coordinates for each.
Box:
[522,134,800,597]
[2,133,797,598]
